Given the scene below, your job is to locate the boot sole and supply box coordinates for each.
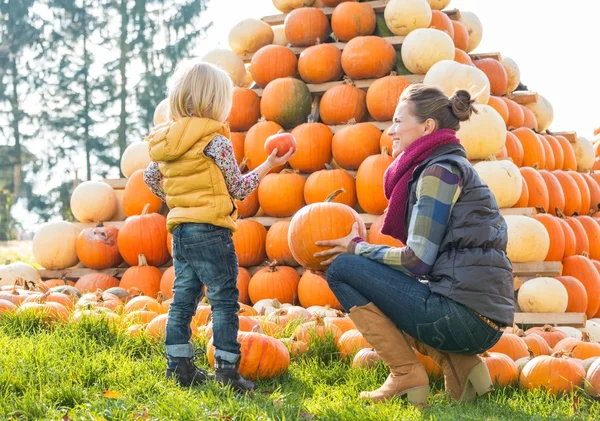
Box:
[360,385,430,406]
[459,361,494,402]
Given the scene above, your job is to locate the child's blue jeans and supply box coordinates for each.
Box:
[166,223,241,363]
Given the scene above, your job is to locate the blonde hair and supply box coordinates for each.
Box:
[167,59,233,122]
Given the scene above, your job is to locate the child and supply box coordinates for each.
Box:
[144,59,294,391]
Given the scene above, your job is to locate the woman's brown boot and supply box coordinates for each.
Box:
[410,338,494,402]
[349,303,430,405]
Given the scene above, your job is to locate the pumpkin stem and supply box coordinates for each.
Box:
[141,204,150,215]
[95,289,104,302]
[239,157,249,172]
[583,251,590,259]
[324,163,333,171]
[581,332,590,342]
[382,146,389,155]
[267,260,279,272]
[535,206,547,214]
[156,291,165,304]
[555,208,567,219]
[324,189,346,203]
[346,118,357,125]
[35,290,51,304]
[96,221,104,228]
[481,351,490,358]
[251,324,262,333]
[137,254,149,267]
[342,76,355,86]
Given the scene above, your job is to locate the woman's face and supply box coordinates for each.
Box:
[387,101,435,158]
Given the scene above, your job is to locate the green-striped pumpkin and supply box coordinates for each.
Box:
[260,77,312,129]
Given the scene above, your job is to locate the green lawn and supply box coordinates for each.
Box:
[1,312,600,421]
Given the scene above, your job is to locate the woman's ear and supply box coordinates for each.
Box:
[424,118,437,135]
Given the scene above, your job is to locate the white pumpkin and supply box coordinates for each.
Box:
[384,0,432,36]
[426,0,451,10]
[253,298,284,315]
[515,355,533,373]
[0,262,41,287]
[272,26,289,46]
[70,181,118,223]
[473,160,522,208]
[112,189,128,222]
[580,357,599,372]
[120,141,151,178]
[501,57,521,93]
[504,215,550,262]
[456,104,506,160]
[573,136,595,172]
[243,70,254,88]
[272,0,314,13]
[33,221,80,270]
[517,277,568,313]
[458,11,483,52]
[524,95,553,133]
[306,305,339,318]
[556,326,583,340]
[229,19,274,55]
[153,98,168,126]
[401,28,455,74]
[580,320,600,342]
[424,60,490,104]
[201,49,247,87]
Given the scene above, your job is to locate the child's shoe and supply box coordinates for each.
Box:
[166,356,213,386]
[215,357,255,392]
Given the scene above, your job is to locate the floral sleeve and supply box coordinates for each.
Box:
[143,161,166,202]
[204,135,259,201]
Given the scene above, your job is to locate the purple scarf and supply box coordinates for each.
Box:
[381,128,461,243]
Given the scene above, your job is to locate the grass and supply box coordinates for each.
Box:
[1,312,600,421]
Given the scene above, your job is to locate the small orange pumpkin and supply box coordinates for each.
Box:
[120,254,162,298]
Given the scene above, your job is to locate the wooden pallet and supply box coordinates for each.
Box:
[261,1,460,26]
[513,312,586,327]
[507,91,538,105]
[549,131,577,143]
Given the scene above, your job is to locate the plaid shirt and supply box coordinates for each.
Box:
[349,163,462,277]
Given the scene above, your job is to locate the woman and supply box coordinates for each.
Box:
[316,85,514,406]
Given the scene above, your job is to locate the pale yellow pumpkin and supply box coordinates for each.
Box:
[70,181,118,223]
[229,19,274,54]
[518,277,568,313]
[473,160,522,208]
[426,0,451,9]
[401,28,455,74]
[456,104,506,160]
[272,26,289,46]
[458,11,483,52]
[524,95,554,132]
[33,221,80,269]
[573,136,595,172]
[272,0,314,13]
[153,98,168,126]
[504,215,550,263]
[201,49,246,87]
[0,262,40,287]
[384,0,432,36]
[423,60,490,104]
[113,190,128,222]
[501,57,521,93]
[120,141,151,178]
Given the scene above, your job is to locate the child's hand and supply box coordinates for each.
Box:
[266,147,296,168]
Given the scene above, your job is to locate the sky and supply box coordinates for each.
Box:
[13,0,600,233]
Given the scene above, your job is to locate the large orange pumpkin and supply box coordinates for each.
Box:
[533,213,565,261]
[117,204,170,267]
[451,20,469,51]
[556,217,577,258]
[248,263,300,305]
[258,170,306,217]
[366,74,412,121]
[261,78,312,129]
[562,255,600,317]
[230,133,245,165]
[355,148,394,215]
[429,10,454,39]
[502,98,525,129]
[122,169,163,217]
[265,221,298,267]
[582,173,600,214]
[519,167,549,210]
[304,165,356,207]
[298,44,343,84]
[319,79,367,125]
[74,273,120,294]
[474,59,508,96]
[562,215,590,255]
[76,223,122,270]
[505,131,524,167]
[552,171,582,216]
[234,188,259,218]
[567,171,591,216]
[521,105,538,132]
[297,270,343,310]
[232,219,267,267]
[538,170,565,216]
[481,352,519,386]
[525,325,568,348]
[520,352,586,394]
[488,332,530,361]
[553,333,600,361]
[236,267,251,305]
[515,330,551,357]
[513,128,545,169]
[544,134,564,171]
[244,120,285,172]
[120,254,162,298]
[538,135,555,171]
[555,276,588,314]
[250,45,298,89]
[453,48,473,66]
[337,329,371,358]
[487,96,509,126]
[575,215,600,260]
[284,7,330,47]
[513,177,529,208]
[341,36,396,80]
[367,214,404,247]
[555,135,577,171]
[226,88,261,131]
[332,123,381,170]
[380,130,393,155]
[331,1,376,42]
[289,118,333,173]
[159,266,175,299]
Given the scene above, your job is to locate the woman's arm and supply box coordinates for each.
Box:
[349,163,462,276]
[143,161,167,202]
[205,135,293,201]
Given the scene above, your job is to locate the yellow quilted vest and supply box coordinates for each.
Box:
[147,117,237,233]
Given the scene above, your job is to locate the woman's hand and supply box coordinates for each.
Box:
[313,222,360,266]
[266,148,296,168]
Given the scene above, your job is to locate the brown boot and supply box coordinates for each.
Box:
[409,338,494,402]
[349,303,430,405]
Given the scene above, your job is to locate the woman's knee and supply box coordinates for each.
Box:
[326,254,362,285]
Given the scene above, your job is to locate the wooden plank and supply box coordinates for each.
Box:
[499,207,537,217]
[512,262,562,278]
[549,131,577,143]
[252,74,425,97]
[514,312,586,327]
[469,52,502,62]
[239,36,406,63]
[508,91,538,105]
[263,1,459,26]
[39,266,172,280]
[104,178,126,189]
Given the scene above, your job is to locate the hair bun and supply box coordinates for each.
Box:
[449,90,476,122]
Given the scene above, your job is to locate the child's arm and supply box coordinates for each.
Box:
[205,135,293,201]
[143,162,167,202]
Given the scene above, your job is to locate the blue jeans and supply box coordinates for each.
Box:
[327,254,503,355]
[166,223,240,363]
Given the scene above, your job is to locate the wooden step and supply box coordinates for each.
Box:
[514,312,586,327]
[261,1,460,26]
[509,91,538,105]
[548,131,577,143]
